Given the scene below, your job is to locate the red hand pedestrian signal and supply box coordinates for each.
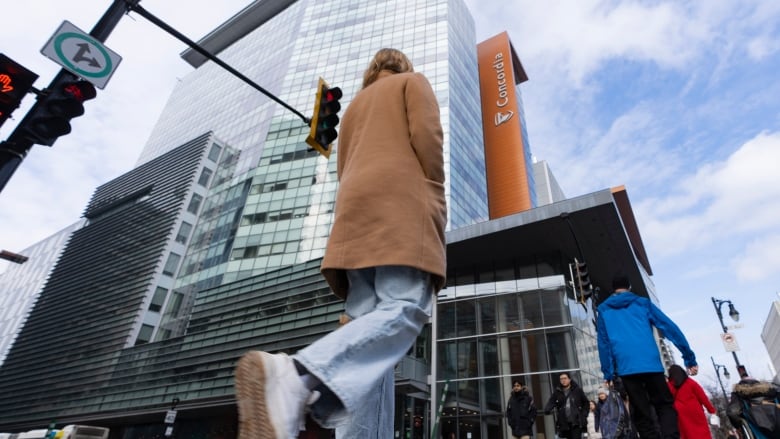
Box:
[0,53,39,129]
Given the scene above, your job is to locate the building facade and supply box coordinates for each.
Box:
[477,31,536,218]
[140,0,491,343]
[0,133,223,427]
[762,299,780,383]
[0,221,83,366]
[435,187,656,439]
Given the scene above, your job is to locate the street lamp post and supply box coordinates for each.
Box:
[711,297,745,375]
[711,356,730,401]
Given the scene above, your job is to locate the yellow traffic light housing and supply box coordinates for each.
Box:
[306,77,342,158]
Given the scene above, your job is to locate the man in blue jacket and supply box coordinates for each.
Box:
[596,275,699,439]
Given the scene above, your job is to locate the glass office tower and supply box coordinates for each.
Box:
[136,0,490,341]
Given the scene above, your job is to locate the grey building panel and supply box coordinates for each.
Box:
[533,160,566,206]
[0,221,84,366]
[0,134,211,427]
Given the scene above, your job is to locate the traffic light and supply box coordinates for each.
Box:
[306,77,342,158]
[0,54,39,129]
[21,75,96,146]
[574,260,592,302]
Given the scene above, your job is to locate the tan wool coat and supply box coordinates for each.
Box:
[321,71,447,298]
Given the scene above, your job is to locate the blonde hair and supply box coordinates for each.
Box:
[362,48,414,89]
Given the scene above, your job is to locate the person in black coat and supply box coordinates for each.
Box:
[544,372,589,439]
[506,379,537,438]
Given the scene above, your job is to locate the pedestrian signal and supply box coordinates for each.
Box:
[0,53,39,129]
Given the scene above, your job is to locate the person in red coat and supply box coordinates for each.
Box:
[667,364,716,438]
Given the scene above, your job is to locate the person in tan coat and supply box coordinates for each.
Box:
[235,48,446,439]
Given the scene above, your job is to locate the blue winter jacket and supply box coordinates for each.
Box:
[596,291,696,380]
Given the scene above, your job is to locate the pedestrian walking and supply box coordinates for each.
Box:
[667,364,716,439]
[587,399,602,438]
[596,275,699,439]
[506,379,537,439]
[234,47,446,439]
[544,372,589,439]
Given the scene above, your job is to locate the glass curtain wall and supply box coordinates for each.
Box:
[436,254,600,439]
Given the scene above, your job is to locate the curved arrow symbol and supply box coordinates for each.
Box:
[73,43,101,68]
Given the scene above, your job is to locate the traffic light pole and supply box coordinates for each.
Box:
[124,2,310,124]
[0,0,132,193]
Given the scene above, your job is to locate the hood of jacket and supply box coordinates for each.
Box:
[601,291,640,309]
[512,388,531,400]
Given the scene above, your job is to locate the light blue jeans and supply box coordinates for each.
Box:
[294,266,433,438]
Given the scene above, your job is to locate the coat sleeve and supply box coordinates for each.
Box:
[594,404,601,431]
[404,73,444,183]
[691,380,717,414]
[647,301,697,367]
[597,311,615,380]
[544,394,557,414]
[578,389,589,427]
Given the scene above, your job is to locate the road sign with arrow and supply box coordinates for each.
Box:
[40,20,122,89]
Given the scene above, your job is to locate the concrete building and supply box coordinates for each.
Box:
[761,299,780,383]
[0,221,83,366]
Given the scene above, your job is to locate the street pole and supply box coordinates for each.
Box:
[711,297,744,374]
[0,0,133,193]
[710,356,729,401]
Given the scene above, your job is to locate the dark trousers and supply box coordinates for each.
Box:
[621,372,679,439]
[559,424,583,439]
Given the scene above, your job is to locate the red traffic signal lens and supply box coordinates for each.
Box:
[62,81,96,102]
[325,87,342,101]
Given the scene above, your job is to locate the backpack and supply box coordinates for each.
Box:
[603,390,631,439]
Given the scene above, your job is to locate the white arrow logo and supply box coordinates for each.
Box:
[494,110,514,126]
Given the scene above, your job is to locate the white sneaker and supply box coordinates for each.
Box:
[235,351,316,439]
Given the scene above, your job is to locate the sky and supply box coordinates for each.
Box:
[1,0,779,393]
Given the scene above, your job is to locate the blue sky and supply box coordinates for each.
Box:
[2,0,779,391]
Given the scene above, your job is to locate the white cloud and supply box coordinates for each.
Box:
[467,0,712,86]
[732,234,780,281]
[638,131,780,262]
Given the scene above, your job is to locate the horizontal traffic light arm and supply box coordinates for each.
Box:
[126,2,310,124]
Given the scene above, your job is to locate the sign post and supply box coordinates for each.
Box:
[164,397,179,437]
